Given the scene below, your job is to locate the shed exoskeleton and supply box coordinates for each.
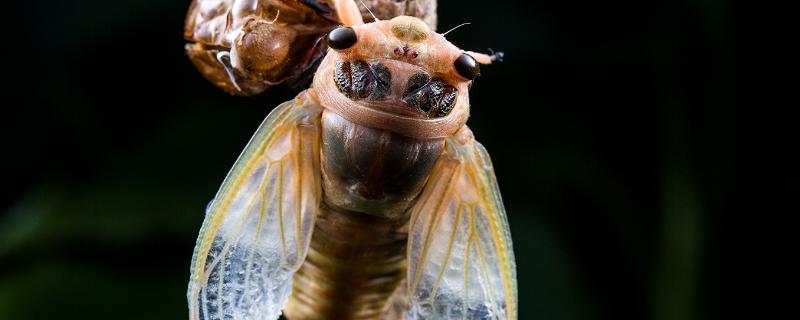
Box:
[184,0,438,95]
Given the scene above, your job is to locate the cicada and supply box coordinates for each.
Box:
[187,1,517,319]
[184,0,437,95]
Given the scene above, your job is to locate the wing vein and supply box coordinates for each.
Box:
[468,160,515,318]
[411,164,462,293]
[198,134,278,319]
[238,240,256,308]
[430,202,464,298]
[216,247,225,319]
[294,126,303,266]
[188,97,324,320]
[203,158,272,284]
[464,209,475,320]
[254,183,268,241]
[193,107,291,279]
[472,205,500,319]
[201,286,209,320]
[278,159,287,261]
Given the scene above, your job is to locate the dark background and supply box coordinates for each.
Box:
[1,0,795,319]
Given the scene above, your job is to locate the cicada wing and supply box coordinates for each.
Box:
[188,94,323,320]
[407,128,518,320]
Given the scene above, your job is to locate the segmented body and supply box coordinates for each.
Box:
[284,110,444,319]
[286,204,408,319]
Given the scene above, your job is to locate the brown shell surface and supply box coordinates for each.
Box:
[184,0,438,95]
[358,0,438,30]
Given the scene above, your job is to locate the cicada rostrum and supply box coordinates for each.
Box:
[186,1,516,319]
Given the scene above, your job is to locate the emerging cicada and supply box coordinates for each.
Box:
[187,1,516,319]
[184,0,437,95]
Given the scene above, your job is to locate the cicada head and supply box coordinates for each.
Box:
[314,16,481,121]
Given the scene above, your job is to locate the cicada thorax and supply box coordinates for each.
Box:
[285,109,446,320]
[320,111,444,219]
[308,16,476,218]
[184,0,438,96]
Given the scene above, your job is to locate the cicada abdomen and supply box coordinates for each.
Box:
[184,0,438,96]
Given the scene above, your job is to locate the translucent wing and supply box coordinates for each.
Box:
[187,92,323,320]
[407,128,518,320]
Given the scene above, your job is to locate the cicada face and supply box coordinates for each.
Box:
[312,16,483,139]
[184,0,438,96]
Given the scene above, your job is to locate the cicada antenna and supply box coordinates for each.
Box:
[441,22,471,37]
[464,49,504,65]
[358,0,379,22]
[487,48,505,62]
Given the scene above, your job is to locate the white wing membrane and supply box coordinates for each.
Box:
[407,128,518,320]
[188,94,322,320]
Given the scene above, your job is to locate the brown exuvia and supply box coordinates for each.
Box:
[184,0,438,96]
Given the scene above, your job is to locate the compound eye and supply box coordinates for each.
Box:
[454,53,480,80]
[328,27,357,50]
